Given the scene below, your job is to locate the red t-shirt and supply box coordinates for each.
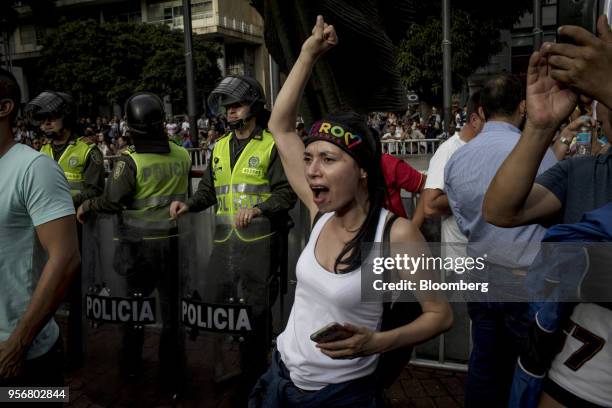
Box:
[381,154,423,218]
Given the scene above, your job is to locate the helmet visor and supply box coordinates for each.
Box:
[208,77,256,116]
[24,92,67,126]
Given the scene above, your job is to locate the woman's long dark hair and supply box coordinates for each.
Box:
[323,112,386,274]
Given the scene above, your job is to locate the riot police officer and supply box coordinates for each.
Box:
[77,92,191,385]
[170,75,296,404]
[24,91,105,370]
[25,91,105,207]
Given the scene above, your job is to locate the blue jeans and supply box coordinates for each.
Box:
[464,264,531,407]
[249,350,381,408]
[465,301,530,407]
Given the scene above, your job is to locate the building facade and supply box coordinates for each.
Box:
[3,0,275,109]
[468,0,559,91]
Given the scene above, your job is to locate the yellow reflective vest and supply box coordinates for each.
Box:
[121,143,191,234]
[212,130,275,242]
[41,137,95,197]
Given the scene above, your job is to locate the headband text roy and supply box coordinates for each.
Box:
[312,121,363,149]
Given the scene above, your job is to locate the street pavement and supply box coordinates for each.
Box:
[60,320,466,407]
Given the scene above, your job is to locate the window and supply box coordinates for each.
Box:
[20,25,37,46]
[192,1,212,16]
[147,1,181,22]
[148,0,211,22]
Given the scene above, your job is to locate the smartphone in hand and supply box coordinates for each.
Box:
[557,0,599,43]
[310,322,353,343]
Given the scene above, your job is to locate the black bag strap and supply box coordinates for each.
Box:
[311,211,324,232]
[383,213,399,253]
[382,213,399,303]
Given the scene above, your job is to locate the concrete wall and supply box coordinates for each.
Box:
[213,0,272,105]
[216,0,262,26]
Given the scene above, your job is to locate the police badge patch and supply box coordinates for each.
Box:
[69,156,79,168]
[248,156,260,168]
[113,161,126,180]
[90,150,103,165]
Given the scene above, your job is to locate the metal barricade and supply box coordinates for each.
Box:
[382,138,443,156]
[186,147,207,170]
[401,191,470,372]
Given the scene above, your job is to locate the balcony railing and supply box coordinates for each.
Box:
[153,12,263,37]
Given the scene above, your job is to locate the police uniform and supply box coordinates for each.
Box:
[186,125,296,400]
[40,136,105,208]
[187,126,295,229]
[82,141,191,380]
[41,136,104,371]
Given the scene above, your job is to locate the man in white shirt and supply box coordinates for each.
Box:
[181,116,190,133]
[422,91,484,259]
[166,122,178,136]
[382,123,401,154]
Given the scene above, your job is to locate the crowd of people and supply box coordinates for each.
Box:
[10,111,230,174]
[0,11,611,408]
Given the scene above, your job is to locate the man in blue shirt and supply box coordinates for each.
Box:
[445,73,557,407]
[484,16,612,408]
[0,68,80,386]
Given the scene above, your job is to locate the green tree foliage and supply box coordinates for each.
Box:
[37,19,221,113]
[397,0,532,105]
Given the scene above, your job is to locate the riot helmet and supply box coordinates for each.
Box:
[24,91,76,139]
[124,92,169,153]
[208,76,268,131]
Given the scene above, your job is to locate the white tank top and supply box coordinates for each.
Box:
[277,209,388,391]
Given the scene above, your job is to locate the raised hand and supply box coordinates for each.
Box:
[542,15,612,109]
[301,15,339,60]
[525,50,578,134]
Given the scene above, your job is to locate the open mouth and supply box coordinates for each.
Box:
[310,185,330,203]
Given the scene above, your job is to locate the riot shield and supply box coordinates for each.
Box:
[179,210,273,407]
[79,213,180,404]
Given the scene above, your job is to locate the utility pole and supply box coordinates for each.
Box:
[533,0,543,51]
[182,0,199,147]
[442,0,452,134]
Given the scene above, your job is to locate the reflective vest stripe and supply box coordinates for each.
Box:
[214,184,270,196]
[65,172,84,181]
[121,143,191,235]
[233,183,270,194]
[41,138,94,194]
[213,230,276,244]
[126,143,190,209]
[121,216,177,231]
[212,130,275,218]
[215,185,230,195]
[130,193,187,210]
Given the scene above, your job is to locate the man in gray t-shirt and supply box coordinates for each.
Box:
[0,68,79,386]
